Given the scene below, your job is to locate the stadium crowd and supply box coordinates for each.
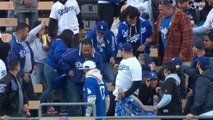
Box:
[0,0,213,120]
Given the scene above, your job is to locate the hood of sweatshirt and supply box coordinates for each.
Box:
[165,73,181,86]
[85,68,102,82]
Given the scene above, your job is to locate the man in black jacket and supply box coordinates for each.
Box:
[0,60,29,118]
[186,56,213,120]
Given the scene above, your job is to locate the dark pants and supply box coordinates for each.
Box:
[22,76,36,117]
[106,92,116,116]
[184,96,193,115]
[98,3,120,28]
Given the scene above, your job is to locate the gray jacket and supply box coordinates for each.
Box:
[13,0,38,13]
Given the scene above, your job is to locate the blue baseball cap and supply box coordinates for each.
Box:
[119,43,133,52]
[96,21,109,33]
[147,71,158,80]
[170,57,183,66]
[195,56,209,69]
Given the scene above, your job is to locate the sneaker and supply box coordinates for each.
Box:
[47,107,58,114]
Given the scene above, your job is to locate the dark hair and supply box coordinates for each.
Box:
[206,31,213,41]
[119,8,127,21]
[81,39,93,47]
[16,23,29,32]
[58,29,75,48]
[8,59,20,71]
[124,6,140,19]
[163,61,176,73]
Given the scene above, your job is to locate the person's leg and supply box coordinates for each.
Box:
[27,12,38,29]
[98,3,115,28]
[22,75,36,116]
[67,80,83,116]
[40,64,57,103]
[31,62,40,85]
[39,63,47,89]
[22,75,35,100]
[60,78,68,115]
[6,9,15,32]
[16,12,26,24]
[107,92,116,116]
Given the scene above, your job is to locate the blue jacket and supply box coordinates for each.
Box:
[117,17,152,54]
[45,39,67,69]
[8,34,35,78]
[58,47,103,84]
[86,28,117,62]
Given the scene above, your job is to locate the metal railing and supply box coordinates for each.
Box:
[4,102,213,120]
[5,115,213,120]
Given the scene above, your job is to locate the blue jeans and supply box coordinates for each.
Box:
[31,62,47,89]
[16,12,38,29]
[67,79,83,116]
[40,64,57,103]
[60,79,68,111]
[102,62,115,83]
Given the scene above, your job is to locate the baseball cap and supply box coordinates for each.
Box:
[191,39,205,50]
[195,56,209,69]
[159,0,173,6]
[147,71,158,80]
[119,43,133,52]
[170,57,183,66]
[96,21,109,33]
[82,60,96,70]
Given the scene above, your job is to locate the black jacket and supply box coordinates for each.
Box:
[0,72,28,116]
[191,69,213,115]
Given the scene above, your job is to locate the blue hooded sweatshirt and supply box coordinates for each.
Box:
[117,17,152,54]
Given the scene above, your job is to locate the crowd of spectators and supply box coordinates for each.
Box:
[0,0,213,120]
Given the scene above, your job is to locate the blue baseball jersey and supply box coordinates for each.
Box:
[83,77,109,116]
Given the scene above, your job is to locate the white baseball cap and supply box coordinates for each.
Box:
[82,60,96,70]
[0,59,7,79]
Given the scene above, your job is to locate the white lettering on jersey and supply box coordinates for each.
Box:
[0,83,7,93]
[58,6,75,16]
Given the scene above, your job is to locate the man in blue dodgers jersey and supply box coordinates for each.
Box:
[117,5,153,57]
[86,21,117,83]
[82,60,110,117]
[58,39,103,116]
